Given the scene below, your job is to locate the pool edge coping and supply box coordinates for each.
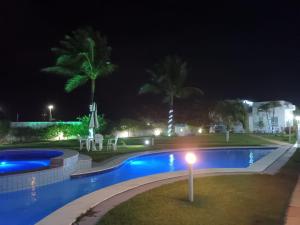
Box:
[36,145,292,225]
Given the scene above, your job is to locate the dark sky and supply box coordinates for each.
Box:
[3,0,300,121]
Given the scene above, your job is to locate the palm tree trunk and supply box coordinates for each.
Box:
[91,79,95,104]
[167,95,174,136]
[226,130,230,142]
[272,108,275,133]
[265,111,270,133]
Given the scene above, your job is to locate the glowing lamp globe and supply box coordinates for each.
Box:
[144,139,150,145]
[48,105,54,110]
[185,152,197,165]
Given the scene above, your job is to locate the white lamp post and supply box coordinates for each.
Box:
[185,152,197,202]
[48,105,54,121]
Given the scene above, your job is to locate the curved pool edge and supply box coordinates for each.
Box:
[0,149,80,193]
[37,145,292,225]
[71,145,282,178]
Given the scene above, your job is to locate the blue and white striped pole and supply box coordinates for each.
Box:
[168,108,174,136]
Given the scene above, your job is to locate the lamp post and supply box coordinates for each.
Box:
[48,105,54,121]
[185,152,197,202]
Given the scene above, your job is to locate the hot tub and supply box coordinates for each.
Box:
[0,150,63,175]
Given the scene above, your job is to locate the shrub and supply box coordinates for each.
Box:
[9,127,45,142]
[42,115,107,139]
[0,120,10,138]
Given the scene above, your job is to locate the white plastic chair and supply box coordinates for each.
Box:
[107,136,118,151]
[94,134,104,151]
[78,135,89,150]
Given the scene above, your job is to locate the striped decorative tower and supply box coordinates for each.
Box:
[167,108,174,136]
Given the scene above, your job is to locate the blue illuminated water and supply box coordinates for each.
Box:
[0,148,273,225]
[0,150,63,174]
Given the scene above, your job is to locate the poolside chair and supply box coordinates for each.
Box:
[107,135,118,151]
[94,134,104,151]
[78,135,89,151]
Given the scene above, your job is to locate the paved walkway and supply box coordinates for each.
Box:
[285,176,300,225]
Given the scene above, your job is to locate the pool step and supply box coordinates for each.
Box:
[76,154,92,171]
[71,152,143,178]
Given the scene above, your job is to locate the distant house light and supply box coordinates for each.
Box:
[119,130,129,138]
[153,128,162,136]
[243,100,253,106]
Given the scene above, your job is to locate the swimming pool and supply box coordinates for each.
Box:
[0,150,63,174]
[0,148,273,225]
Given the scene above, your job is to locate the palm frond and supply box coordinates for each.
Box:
[41,66,76,76]
[139,83,161,95]
[65,75,88,92]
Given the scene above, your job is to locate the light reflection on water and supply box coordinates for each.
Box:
[169,154,175,171]
[249,151,254,165]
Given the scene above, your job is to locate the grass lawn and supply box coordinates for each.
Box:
[255,133,297,144]
[97,149,300,225]
[0,134,275,162]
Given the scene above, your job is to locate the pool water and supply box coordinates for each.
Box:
[0,148,273,225]
[0,160,50,174]
[0,150,63,174]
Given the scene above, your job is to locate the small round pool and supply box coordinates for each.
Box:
[0,150,63,174]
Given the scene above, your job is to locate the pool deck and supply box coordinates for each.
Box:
[36,144,295,225]
[286,175,300,225]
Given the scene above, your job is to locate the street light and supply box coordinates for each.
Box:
[48,105,54,121]
[185,152,197,202]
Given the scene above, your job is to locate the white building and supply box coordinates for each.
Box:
[246,100,296,133]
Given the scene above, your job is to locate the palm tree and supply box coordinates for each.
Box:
[212,100,248,142]
[42,27,116,104]
[269,101,282,133]
[258,103,271,132]
[259,101,281,133]
[139,56,203,136]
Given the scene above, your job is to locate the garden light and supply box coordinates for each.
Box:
[198,128,202,134]
[185,152,197,165]
[185,152,197,202]
[144,139,150,145]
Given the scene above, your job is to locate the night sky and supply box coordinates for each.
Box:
[3,0,300,121]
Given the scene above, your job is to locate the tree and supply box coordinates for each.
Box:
[258,101,281,133]
[258,103,271,132]
[42,27,116,104]
[257,120,265,131]
[139,56,203,136]
[212,100,248,142]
